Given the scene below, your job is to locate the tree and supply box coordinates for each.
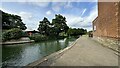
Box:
[52,14,69,36]
[67,28,87,36]
[38,17,51,35]
[2,10,27,30]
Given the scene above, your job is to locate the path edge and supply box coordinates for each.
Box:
[27,37,80,66]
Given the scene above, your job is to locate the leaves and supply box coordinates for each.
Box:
[38,14,69,37]
[67,28,87,36]
[2,10,27,30]
[52,14,69,36]
[2,28,23,42]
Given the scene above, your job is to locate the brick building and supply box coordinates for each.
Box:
[92,2,120,51]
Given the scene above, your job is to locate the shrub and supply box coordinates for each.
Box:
[29,34,48,42]
[22,32,29,37]
[2,28,23,42]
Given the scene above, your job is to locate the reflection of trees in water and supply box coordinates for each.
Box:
[56,40,61,51]
[2,44,26,66]
[2,38,76,66]
[38,41,61,56]
[65,38,69,47]
[2,45,23,62]
[38,40,65,57]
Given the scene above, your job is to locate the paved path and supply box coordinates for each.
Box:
[29,36,118,66]
[49,36,118,66]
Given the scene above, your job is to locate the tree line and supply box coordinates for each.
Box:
[38,14,87,37]
[1,10,87,42]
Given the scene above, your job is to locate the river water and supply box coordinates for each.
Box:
[2,37,77,66]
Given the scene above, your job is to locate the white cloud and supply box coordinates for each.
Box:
[52,6,61,12]
[0,8,38,31]
[18,12,40,31]
[2,0,98,2]
[83,5,98,24]
[63,5,98,31]
[3,0,118,2]
[19,12,32,20]
[64,2,73,8]
[27,2,50,7]
[46,10,52,15]
[0,7,18,15]
[51,2,63,12]
[51,2,73,12]
[63,14,84,27]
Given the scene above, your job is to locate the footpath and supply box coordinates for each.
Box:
[28,36,118,66]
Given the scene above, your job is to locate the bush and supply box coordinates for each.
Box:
[29,34,48,42]
[22,32,29,37]
[2,28,23,42]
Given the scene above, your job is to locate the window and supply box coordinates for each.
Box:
[94,26,96,31]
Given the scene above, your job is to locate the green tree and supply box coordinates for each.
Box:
[52,14,69,36]
[2,10,27,30]
[67,28,87,36]
[38,17,51,36]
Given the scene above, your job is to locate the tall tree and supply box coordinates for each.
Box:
[38,17,51,35]
[2,10,27,30]
[52,14,69,36]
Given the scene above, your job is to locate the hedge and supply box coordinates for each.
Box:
[2,28,23,42]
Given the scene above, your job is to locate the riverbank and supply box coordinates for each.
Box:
[27,35,118,66]
[27,36,79,66]
[2,37,77,67]
[1,40,34,45]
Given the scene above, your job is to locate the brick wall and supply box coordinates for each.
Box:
[93,2,120,52]
[93,2,119,39]
[118,2,120,39]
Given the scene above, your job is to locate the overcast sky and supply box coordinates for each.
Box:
[1,1,98,31]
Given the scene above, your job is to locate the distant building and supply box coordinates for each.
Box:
[92,2,120,51]
[26,30,40,36]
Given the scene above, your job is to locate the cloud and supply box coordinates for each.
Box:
[0,7,33,20]
[83,5,98,24]
[51,2,65,12]
[46,10,52,15]
[19,12,32,20]
[2,0,98,2]
[51,2,73,12]
[64,2,73,8]
[52,6,61,12]
[0,8,38,31]
[18,12,40,31]
[63,5,98,31]
[5,0,119,2]
[0,7,18,15]
[17,12,39,31]
[63,14,84,27]
[27,2,50,7]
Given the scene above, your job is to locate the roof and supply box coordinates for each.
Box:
[92,16,98,24]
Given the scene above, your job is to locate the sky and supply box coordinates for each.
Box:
[1,1,98,31]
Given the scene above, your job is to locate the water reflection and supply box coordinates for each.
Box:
[2,37,77,66]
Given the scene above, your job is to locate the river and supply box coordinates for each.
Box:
[2,37,77,66]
